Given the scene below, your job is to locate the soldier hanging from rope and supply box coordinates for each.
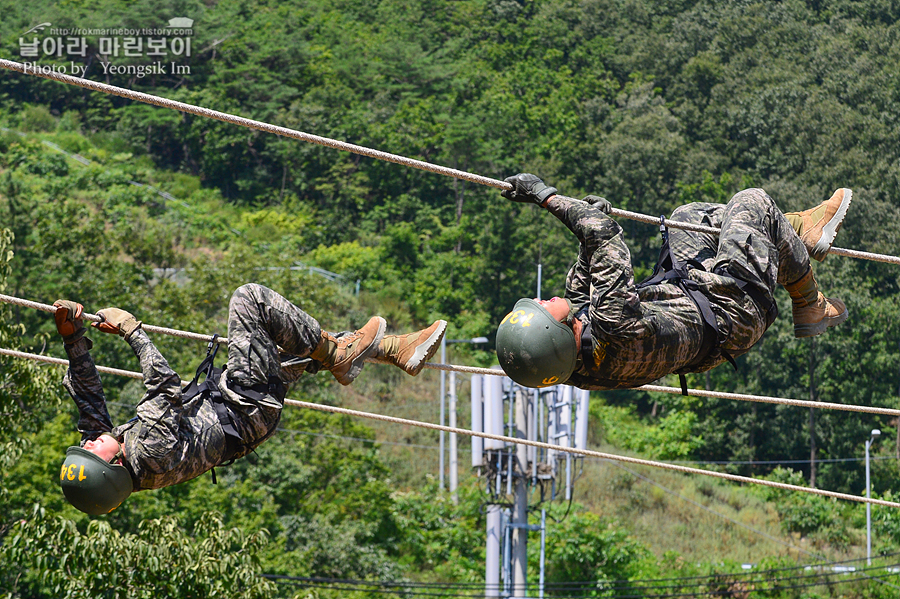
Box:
[54,283,447,515]
[495,174,850,392]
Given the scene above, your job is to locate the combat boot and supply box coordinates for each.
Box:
[377,320,447,376]
[784,269,848,338]
[311,316,386,385]
[784,188,852,261]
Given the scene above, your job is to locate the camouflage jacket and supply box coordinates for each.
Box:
[546,196,766,391]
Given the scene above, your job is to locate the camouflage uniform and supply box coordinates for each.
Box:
[63,283,322,491]
[554,188,810,390]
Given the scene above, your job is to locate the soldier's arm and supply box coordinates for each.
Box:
[62,337,115,442]
[564,250,592,309]
[544,196,646,334]
[127,329,185,472]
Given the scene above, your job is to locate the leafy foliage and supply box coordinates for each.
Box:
[2,0,900,594]
[1,509,275,599]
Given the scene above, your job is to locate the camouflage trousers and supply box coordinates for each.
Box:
[668,188,810,307]
[225,283,322,388]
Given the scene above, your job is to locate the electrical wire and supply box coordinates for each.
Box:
[262,560,900,598]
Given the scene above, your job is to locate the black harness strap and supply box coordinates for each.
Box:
[577,216,779,395]
[577,320,626,389]
[634,217,736,395]
[181,335,246,483]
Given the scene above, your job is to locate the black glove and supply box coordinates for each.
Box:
[582,194,612,214]
[502,174,558,205]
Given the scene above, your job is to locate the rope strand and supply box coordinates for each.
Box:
[2,58,898,265]
[3,346,897,509]
[0,293,226,344]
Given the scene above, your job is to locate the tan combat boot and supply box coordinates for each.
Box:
[377,320,447,376]
[784,269,848,338]
[784,188,852,262]
[311,316,386,385]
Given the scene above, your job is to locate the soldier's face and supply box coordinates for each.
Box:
[538,297,569,323]
[83,434,123,464]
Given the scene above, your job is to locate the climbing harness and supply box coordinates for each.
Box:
[637,215,732,394]
[179,333,286,483]
[636,216,774,395]
[576,216,779,395]
[180,334,241,483]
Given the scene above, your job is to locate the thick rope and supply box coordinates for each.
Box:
[2,346,898,509]
[0,347,146,380]
[4,292,900,416]
[0,58,502,191]
[639,384,900,417]
[286,400,900,508]
[0,293,226,344]
[2,58,898,266]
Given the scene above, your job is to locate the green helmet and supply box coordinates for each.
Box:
[496,298,577,388]
[59,446,133,515]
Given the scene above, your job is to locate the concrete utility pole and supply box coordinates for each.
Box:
[511,388,529,596]
[449,370,459,504]
[440,338,446,490]
[486,504,502,598]
[866,429,881,565]
[477,373,587,598]
[442,336,489,490]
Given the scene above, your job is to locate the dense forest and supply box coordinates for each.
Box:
[2,0,900,597]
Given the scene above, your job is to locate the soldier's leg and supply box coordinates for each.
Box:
[226,283,322,387]
[667,202,725,270]
[713,188,806,296]
[228,283,386,387]
[714,189,847,337]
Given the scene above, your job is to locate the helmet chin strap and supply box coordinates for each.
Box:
[564,298,578,326]
[99,432,125,464]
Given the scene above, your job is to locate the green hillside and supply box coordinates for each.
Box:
[3,0,900,597]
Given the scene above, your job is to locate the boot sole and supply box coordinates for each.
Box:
[340,317,386,385]
[402,320,447,376]
[794,306,849,338]
[811,189,851,261]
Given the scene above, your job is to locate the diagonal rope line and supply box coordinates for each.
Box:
[2,346,898,510]
[639,383,900,417]
[3,292,900,415]
[2,58,898,265]
[0,292,225,344]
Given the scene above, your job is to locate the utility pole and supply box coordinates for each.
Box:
[511,388,529,597]
[866,429,881,565]
[475,375,589,598]
[449,370,459,504]
[446,337,488,496]
[808,338,818,488]
[440,337,446,490]
[486,504,501,598]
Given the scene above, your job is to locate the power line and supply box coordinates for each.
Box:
[262,559,900,598]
